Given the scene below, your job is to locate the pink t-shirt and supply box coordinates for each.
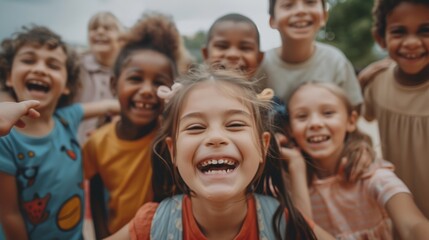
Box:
[310,160,410,239]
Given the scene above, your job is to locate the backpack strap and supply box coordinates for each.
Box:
[150,194,184,240]
[254,194,287,239]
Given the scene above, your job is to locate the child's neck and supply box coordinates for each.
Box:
[94,51,116,68]
[279,39,315,64]
[16,111,55,137]
[191,196,248,240]
[115,119,157,140]
[394,65,429,86]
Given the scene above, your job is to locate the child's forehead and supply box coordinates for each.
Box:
[212,20,258,36]
[17,42,67,58]
[89,15,121,29]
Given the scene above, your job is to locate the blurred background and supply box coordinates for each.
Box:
[0,0,385,70]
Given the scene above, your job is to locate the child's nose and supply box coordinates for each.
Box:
[225,47,241,59]
[138,81,155,98]
[32,62,47,75]
[403,35,422,49]
[308,114,323,129]
[205,129,229,147]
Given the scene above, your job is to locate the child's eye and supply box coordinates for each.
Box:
[418,26,429,36]
[389,28,406,37]
[185,124,205,133]
[48,63,61,70]
[20,58,34,65]
[127,76,142,82]
[323,110,335,116]
[213,42,229,50]
[226,121,247,130]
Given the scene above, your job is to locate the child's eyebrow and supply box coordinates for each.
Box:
[180,109,252,121]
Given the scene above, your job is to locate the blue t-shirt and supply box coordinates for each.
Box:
[0,104,84,240]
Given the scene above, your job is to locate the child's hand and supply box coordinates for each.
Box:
[275,133,306,173]
[340,144,374,182]
[0,100,40,136]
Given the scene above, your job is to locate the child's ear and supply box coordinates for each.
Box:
[110,76,117,96]
[165,137,175,164]
[261,132,271,162]
[373,31,387,49]
[347,111,358,132]
[201,47,209,61]
[257,51,264,65]
[321,10,329,28]
[6,73,13,87]
[269,16,277,29]
[62,87,70,95]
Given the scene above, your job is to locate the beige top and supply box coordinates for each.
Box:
[362,63,429,218]
[311,160,410,240]
[74,53,116,144]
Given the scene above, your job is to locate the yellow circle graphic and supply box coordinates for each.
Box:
[57,195,82,231]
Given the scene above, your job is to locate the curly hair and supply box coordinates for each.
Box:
[111,11,186,87]
[372,0,429,39]
[0,25,80,108]
[269,0,326,17]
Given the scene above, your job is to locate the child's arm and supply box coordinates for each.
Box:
[81,99,120,120]
[276,133,313,219]
[386,193,429,240]
[104,224,130,240]
[0,172,28,240]
[90,174,110,239]
[0,100,40,136]
[358,57,392,90]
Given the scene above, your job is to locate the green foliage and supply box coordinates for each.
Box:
[183,30,207,63]
[322,0,380,70]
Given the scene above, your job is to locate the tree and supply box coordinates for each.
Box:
[183,30,207,63]
[321,0,379,70]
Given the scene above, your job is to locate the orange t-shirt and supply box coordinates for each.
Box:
[130,195,259,240]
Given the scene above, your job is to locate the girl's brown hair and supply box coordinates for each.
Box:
[152,65,317,239]
[0,25,80,108]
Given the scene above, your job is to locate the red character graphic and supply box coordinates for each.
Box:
[22,193,51,225]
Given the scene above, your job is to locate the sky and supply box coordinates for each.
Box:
[0,0,281,51]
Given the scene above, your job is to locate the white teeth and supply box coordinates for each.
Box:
[292,21,310,28]
[134,102,154,109]
[308,135,329,143]
[28,80,49,87]
[199,159,235,167]
[205,169,234,174]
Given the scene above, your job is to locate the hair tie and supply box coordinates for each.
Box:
[157,82,183,103]
[257,88,274,101]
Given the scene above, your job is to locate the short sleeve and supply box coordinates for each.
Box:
[55,104,84,132]
[129,202,159,240]
[82,138,98,179]
[0,137,17,175]
[368,168,411,208]
[336,59,363,107]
